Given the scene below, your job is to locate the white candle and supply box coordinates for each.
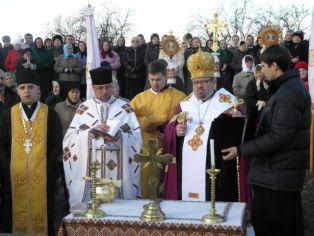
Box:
[210,139,215,168]
[91,138,96,163]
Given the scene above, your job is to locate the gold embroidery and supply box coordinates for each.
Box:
[188,192,200,199]
[11,103,48,234]
[188,135,203,151]
[219,93,232,104]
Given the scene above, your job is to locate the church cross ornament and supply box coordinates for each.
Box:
[23,138,32,154]
[134,139,173,200]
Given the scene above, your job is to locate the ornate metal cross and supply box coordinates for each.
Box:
[134,139,173,200]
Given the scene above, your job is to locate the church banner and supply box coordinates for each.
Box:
[85,5,100,99]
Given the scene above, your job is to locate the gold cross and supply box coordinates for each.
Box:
[134,139,172,199]
[205,13,227,52]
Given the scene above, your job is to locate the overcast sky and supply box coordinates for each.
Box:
[0,0,313,44]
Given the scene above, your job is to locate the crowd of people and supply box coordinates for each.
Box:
[0,29,311,236]
[0,31,309,115]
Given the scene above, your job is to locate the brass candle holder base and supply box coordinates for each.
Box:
[83,163,106,219]
[202,167,225,224]
[140,200,165,222]
[201,212,224,224]
[84,208,106,218]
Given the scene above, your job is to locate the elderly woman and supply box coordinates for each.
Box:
[232,55,255,114]
[295,61,308,91]
[45,80,63,108]
[122,36,146,100]
[54,43,82,99]
[0,71,20,110]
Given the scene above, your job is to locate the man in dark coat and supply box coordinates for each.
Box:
[0,67,63,235]
[223,45,311,236]
[144,33,160,67]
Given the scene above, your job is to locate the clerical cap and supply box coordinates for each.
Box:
[15,67,40,86]
[89,67,112,85]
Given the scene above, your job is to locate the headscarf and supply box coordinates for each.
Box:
[242,55,255,73]
[63,44,75,58]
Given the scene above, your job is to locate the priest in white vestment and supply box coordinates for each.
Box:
[163,49,247,202]
[63,67,142,208]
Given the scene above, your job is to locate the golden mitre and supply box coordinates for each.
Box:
[187,48,215,79]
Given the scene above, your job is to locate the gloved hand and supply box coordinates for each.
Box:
[63,67,69,73]
[256,100,266,111]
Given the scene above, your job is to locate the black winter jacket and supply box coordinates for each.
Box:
[239,69,311,191]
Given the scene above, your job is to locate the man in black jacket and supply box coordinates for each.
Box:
[222,45,311,236]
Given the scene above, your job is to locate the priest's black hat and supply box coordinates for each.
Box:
[15,67,40,86]
[89,67,112,85]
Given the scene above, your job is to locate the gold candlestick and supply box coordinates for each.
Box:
[202,167,224,224]
[83,163,106,218]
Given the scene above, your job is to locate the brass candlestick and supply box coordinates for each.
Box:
[83,163,106,218]
[202,167,224,224]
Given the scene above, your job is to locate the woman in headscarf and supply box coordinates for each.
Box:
[31,37,55,100]
[4,37,23,72]
[232,55,255,114]
[216,39,233,92]
[77,41,87,98]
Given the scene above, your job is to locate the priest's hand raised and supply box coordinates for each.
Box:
[222,147,238,161]
[176,122,187,137]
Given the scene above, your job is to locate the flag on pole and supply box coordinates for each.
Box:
[85,5,100,99]
[308,7,314,172]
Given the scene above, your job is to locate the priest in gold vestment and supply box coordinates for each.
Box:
[130,60,186,198]
[0,67,63,235]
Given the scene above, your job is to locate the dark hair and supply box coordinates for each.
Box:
[260,45,291,72]
[137,34,145,40]
[44,38,52,46]
[184,33,193,40]
[239,41,246,46]
[150,33,159,42]
[244,55,254,63]
[34,37,43,49]
[24,33,33,37]
[78,41,87,58]
[148,60,167,75]
[232,35,239,39]
[100,40,113,58]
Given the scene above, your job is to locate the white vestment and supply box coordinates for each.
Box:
[180,88,236,201]
[63,96,142,207]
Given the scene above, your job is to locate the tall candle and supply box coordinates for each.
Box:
[210,139,215,168]
[91,138,96,163]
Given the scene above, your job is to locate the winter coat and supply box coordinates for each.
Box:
[4,50,21,72]
[144,42,160,66]
[54,54,82,82]
[239,69,311,192]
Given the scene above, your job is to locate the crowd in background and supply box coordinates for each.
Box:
[0,31,309,126]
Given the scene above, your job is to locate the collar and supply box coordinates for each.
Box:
[94,96,116,105]
[268,69,299,94]
[21,101,40,121]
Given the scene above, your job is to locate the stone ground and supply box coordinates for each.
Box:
[302,171,314,236]
[55,171,314,235]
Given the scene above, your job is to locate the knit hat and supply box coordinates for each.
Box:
[295,61,308,70]
[292,31,304,41]
[52,35,63,43]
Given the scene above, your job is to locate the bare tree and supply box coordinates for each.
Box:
[45,4,134,44]
[185,1,310,42]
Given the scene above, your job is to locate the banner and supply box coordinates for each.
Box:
[85,5,100,99]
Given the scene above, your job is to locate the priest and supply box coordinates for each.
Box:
[130,60,186,198]
[63,67,142,208]
[163,49,247,202]
[0,67,63,235]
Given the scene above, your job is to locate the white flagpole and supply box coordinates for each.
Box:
[85,5,100,99]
